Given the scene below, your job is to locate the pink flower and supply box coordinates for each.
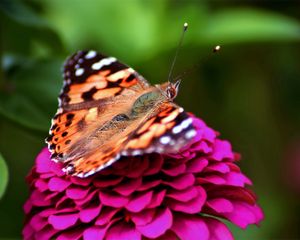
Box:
[23,117,263,240]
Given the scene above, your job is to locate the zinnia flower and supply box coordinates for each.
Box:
[23,116,263,240]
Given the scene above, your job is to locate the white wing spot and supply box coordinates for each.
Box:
[160,136,171,144]
[172,125,182,134]
[132,150,142,156]
[181,118,193,129]
[185,129,197,139]
[75,68,84,76]
[85,50,97,59]
[92,57,116,70]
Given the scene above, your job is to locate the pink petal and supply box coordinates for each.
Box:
[207,186,256,205]
[138,179,161,191]
[167,186,198,202]
[57,229,82,240]
[126,191,153,212]
[136,208,172,238]
[35,179,48,192]
[66,186,89,200]
[197,175,226,185]
[203,127,217,143]
[71,176,92,186]
[131,209,155,226]
[95,208,119,225]
[36,148,64,176]
[126,157,149,178]
[211,140,234,161]
[29,214,47,231]
[48,177,71,192]
[30,190,51,206]
[22,224,34,240]
[222,202,264,228]
[224,172,252,187]
[79,204,102,223]
[168,186,206,214]
[39,207,75,217]
[113,178,142,196]
[171,215,209,240]
[99,191,128,208]
[146,190,166,208]
[162,163,186,176]
[39,172,55,179]
[45,191,60,201]
[106,222,141,240]
[34,226,57,240]
[186,157,208,173]
[23,199,32,214]
[163,173,195,190]
[206,198,234,213]
[197,141,213,154]
[156,230,178,240]
[55,195,70,208]
[75,190,98,206]
[143,154,163,176]
[205,218,234,240]
[35,148,53,173]
[48,213,78,230]
[205,162,230,173]
[83,226,107,240]
[93,176,123,188]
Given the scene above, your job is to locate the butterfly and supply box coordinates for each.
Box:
[46,50,196,178]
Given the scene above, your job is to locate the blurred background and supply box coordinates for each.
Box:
[1,0,300,239]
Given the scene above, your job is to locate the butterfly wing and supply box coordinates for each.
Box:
[63,102,196,177]
[123,103,196,155]
[46,50,149,162]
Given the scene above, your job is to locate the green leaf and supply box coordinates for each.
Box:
[0,0,48,27]
[0,0,65,56]
[0,58,62,132]
[199,8,300,44]
[0,153,9,199]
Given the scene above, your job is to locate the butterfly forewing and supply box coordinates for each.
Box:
[47,51,148,161]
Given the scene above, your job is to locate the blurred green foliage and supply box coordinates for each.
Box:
[1,0,300,239]
[0,153,8,199]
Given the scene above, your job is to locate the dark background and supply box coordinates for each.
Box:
[1,0,300,239]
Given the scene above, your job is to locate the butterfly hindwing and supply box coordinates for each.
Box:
[62,103,196,177]
[123,103,196,156]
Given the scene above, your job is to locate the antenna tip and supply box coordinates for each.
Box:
[213,45,221,53]
[183,22,188,31]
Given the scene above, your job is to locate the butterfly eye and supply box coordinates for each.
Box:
[166,80,180,99]
[166,87,177,99]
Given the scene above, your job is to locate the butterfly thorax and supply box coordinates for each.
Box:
[131,87,167,116]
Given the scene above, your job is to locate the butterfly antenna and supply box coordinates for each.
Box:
[167,23,189,83]
[173,45,221,82]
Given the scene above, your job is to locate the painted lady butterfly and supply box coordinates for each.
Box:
[46,51,196,178]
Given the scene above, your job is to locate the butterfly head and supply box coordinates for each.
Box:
[166,80,181,100]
